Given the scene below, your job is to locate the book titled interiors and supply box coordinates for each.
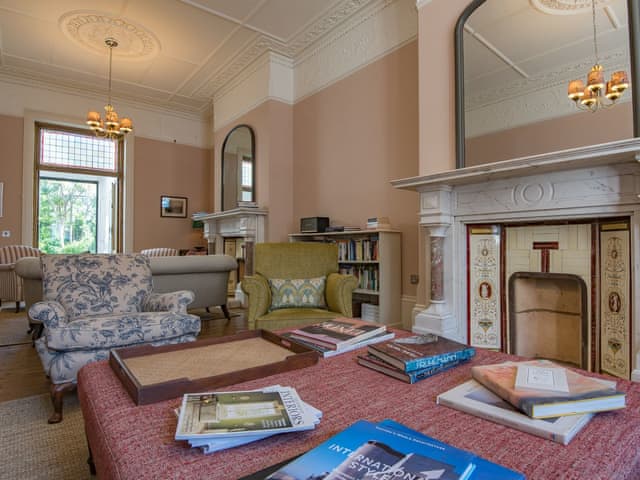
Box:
[368,334,475,372]
[265,419,477,480]
[175,386,318,440]
[288,317,386,350]
[471,360,626,419]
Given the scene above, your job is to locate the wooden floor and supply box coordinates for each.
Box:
[0,305,248,403]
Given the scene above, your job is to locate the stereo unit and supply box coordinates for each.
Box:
[300,217,330,233]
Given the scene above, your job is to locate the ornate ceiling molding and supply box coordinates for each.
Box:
[530,0,613,15]
[59,11,161,59]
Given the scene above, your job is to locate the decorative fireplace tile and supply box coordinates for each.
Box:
[600,222,631,379]
[468,226,501,349]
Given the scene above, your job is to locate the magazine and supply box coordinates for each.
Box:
[436,379,596,445]
[368,334,475,372]
[471,360,625,418]
[281,331,395,357]
[265,419,477,480]
[175,386,318,440]
[288,317,386,350]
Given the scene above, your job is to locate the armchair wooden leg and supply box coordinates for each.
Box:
[48,382,76,424]
[221,304,231,322]
[15,301,21,313]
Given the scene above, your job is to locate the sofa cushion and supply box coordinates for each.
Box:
[268,276,326,311]
[45,312,201,350]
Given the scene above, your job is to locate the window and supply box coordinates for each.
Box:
[34,123,123,253]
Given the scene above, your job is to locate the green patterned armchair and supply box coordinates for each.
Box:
[241,242,358,330]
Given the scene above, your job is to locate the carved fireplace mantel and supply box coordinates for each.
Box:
[392,138,640,379]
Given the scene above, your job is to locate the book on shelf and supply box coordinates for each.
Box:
[357,353,466,384]
[368,334,476,373]
[288,317,386,351]
[280,330,395,358]
[174,385,319,443]
[470,360,626,419]
[436,378,597,445]
[263,419,477,480]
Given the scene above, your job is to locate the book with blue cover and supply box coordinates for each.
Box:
[357,353,465,383]
[368,334,476,372]
[264,419,477,480]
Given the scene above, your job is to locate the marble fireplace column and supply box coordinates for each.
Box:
[413,224,456,337]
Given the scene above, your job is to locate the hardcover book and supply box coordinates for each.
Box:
[264,419,477,480]
[288,317,386,350]
[357,353,465,384]
[281,331,395,357]
[471,360,626,418]
[436,379,596,445]
[175,386,318,440]
[368,334,476,372]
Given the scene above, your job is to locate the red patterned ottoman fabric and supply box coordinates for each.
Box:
[78,343,640,480]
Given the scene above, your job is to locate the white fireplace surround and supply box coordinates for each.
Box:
[392,138,640,379]
[193,207,268,255]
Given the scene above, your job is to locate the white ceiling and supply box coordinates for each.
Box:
[464,0,630,110]
[0,0,376,116]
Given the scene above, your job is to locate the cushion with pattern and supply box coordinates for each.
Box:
[268,276,327,311]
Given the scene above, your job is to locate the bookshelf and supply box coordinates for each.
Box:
[288,229,401,326]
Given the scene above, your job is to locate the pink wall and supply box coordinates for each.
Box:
[214,100,295,242]
[418,0,469,175]
[133,137,211,252]
[0,114,24,247]
[293,41,420,297]
[466,103,634,166]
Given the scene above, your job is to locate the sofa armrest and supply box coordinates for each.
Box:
[29,301,68,329]
[241,273,271,329]
[326,273,358,317]
[143,291,195,314]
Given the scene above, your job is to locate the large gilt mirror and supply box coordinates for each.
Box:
[455,0,639,168]
[221,125,255,211]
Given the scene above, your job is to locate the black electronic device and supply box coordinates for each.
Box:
[300,217,330,233]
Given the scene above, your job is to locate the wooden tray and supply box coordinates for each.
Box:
[109,329,320,405]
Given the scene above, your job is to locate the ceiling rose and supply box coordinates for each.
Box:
[59,10,160,59]
[530,0,612,15]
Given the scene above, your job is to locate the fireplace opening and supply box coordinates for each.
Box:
[508,272,588,369]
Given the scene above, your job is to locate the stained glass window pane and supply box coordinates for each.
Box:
[40,129,117,172]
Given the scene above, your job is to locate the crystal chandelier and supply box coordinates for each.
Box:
[86,38,133,138]
[567,0,629,112]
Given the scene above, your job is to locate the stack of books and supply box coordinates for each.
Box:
[174,385,321,454]
[281,317,395,358]
[437,359,626,445]
[357,334,476,384]
[240,418,525,480]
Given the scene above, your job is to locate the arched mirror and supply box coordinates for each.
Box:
[455,0,639,168]
[221,125,255,211]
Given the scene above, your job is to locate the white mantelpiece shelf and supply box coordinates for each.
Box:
[392,138,640,190]
[192,207,268,253]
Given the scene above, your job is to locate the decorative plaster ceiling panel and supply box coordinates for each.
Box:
[530,0,613,15]
[179,0,264,23]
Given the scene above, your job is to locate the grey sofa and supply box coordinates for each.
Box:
[16,254,238,340]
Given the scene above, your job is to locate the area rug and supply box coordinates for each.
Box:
[0,393,90,480]
[0,311,32,346]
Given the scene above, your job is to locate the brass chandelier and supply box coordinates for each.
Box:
[567,0,629,112]
[86,38,133,138]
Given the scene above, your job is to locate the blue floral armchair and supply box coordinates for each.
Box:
[30,253,201,423]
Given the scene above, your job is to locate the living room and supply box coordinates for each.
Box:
[0,0,639,478]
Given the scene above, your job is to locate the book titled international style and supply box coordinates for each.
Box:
[367,334,476,372]
[471,360,626,419]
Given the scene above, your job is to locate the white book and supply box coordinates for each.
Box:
[175,386,317,441]
[436,379,596,445]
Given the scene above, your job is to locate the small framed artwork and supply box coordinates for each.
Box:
[160,195,187,218]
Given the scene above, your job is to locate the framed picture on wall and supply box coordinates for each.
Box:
[160,195,187,218]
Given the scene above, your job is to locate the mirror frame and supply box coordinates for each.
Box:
[454,0,640,168]
[221,124,256,211]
